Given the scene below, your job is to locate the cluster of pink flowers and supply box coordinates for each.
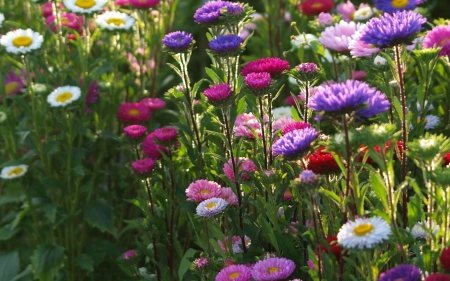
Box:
[41,2,84,35]
[223,157,258,182]
[185,179,238,206]
[233,113,267,139]
[117,97,165,123]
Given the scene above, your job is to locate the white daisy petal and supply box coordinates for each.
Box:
[0,29,44,54]
[96,11,136,31]
[1,165,28,179]
[337,216,391,249]
[47,86,81,107]
[63,0,107,14]
[196,197,227,218]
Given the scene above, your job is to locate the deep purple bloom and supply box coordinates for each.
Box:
[162,31,193,51]
[374,0,424,14]
[272,127,317,158]
[359,11,426,47]
[422,25,450,57]
[251,257,296,281]
[245,72,271,89]
[308,80,390,119]
[241,58,290,77]
[209,34,243,52]
[194,1,243,24]
[378,264,421,281]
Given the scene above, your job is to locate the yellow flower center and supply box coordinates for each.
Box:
[56,92,74,103]
[391,0,408,8]
[75,0,96,9]
[106,18,126,26]
[353,223,374,236]
[128,109,140,116]
[5,82,20,95]
[440,37,450,46]
[61,17,70,25]
[7,167,23,176]
[12,36,33,47]
[200,189,211,194]
[267,267,279,274]
[311,2,323,9]
[206,202,216,209]
[229,272,240,280]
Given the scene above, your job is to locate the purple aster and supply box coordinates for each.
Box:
[377,264,421,281]
[374,0,423,14]
[245,72,271,89]
[124,124,147,139]
[216,264,252,281]
[308,80,390,119]
[203,83,232,107]
[272,127,317,159]
[193,1,242,25]
[209,34,243,53]
[251,257,296,281]
[359,11,426,48]
[298,63,318,73]
[422,25,450,57]
[300,170,317,183]
[162,31,193,52]
[131,158,155,174]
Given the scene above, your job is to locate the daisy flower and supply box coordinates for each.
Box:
[96,11,135,31]
[196,197,228,218]
[63,0,107,14]
[1,165,28,179]
[353,6,376,21]
[407,221,439,239]
[215,264,252,281]
[337,216,391,249]
[251,257,296,281]
[47,86,81,107]
[0,29,44,54]
[186,179,222,202]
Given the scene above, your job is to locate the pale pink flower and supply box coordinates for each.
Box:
[185,180,222,202]
[223,158,257,182]
[318,12,333,26]
[349,27,380,58]
[319,20,362,52]
[272,117,295,134]
[219,187,239,206]
[336,0,355,22]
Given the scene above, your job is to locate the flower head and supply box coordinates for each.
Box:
[300,0,333,16]
[63,0,107,14]
[131,158,155,174]
[215,264,252,281]
[0,165,28,179]
[251,257,296,281]
[307,147,340,174]
[123,250,138,260]
[272,117,295,133]
[142,132,168,159]
[117,102,152,123]
[377,264,421,281]
[196,197,228,218]
[272,127,317,159]
[234,113,264,139]
[153,126,177,146]
[223,157,257,182]
[3,70,26,101]
[272,107,293,120]
[115,0,129,6]
[140,98,166,110]
[193,257,209,269]
[129,0,160,8]
[245,72,272,90]
[318,12,333,26]
[349,27,380,57]
[425,274,450,281]
[162,31,194,53]
[422,25,450,57]
[194,1,243,25]
[1,29,44,54]
[96,11,135,31]
[203,83,233,107]
[359,11,426,48]
[407,221,439,239]
[124,125,147,139]
[336,0,356,22]
[219,187,239,205]
[0,111,6,123]
[319,235,343,260]
[209,34,243,55]
[353,6,376,21]
[241,58,290,77]
[319,20,362,53]
[186,180,222,202]
[337,216,391,249]
[440,247,450,271]
[374,0,423,14]
[282,121,311,135]
[47,86,81,107]
[46,12,84,33]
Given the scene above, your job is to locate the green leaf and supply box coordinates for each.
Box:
[178,249,199,281]
[309,40,325,57]
[0,251,20,281]
[82,201,116,236]
[407,194,424,228]
[42,203,58,224]
[75,253,94,272]
[369,173,389,211]
[0,224,20,241]
[31,244,65,281]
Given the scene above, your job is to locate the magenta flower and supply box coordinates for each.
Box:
[3,70,26,101]
[142,132,168,159]
[131,158,155,174]
[123,250,138,259]
[233,113,265,139]
[117,102,152,123]
[272,117,295,134]
[140,98,166,110]
[241,58,290,77]
[319,20,362,52]
[42,2,63,17]
[115,0,129,6]
[219,187,239,206]
[185,179,222,202]
[203,83,232,101]
[298,62,318,73]
[124,125,147,139]
[423,25,450,57]
[223,157,258,182]
[153,126,177,145]
[129,0,160,8]
[46,12,84,33]
[245,72,271,89]
[251,257,296,281]
[193,257,208,269]
[216,264,252,281]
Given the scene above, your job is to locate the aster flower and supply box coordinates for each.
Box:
[194,1,244,26]
[152,126,177,146]
[319,20,362,53]
[219,187,239,205]
[307,147,341,174]
[96,11,135,31]
[131,158,155,174]
[336,0,356,22]
[415,115,439,131]
[422,25,450,57]
[129,0,160,8]
[233,113,264,139]
[122,250,138,260]
[140,98,166,110]
[425,274,450,281]
[271,107,292,120]
[124,125,147,139]
[337,216,391,249]
[232,236,251,253]
[300,0,333,16]
[377,264,421,281]
[291,34,319,49]
[223,157,257,182]
[63,0,107,14]
[196,197,228,218]
[443,152,450,167]
[115,0,129,6]
[407,221,439,239]
[374,0,423,14]
[241,58,290,77]
[359,11,426,48]
[193,257,209,269]
[318,235,343,261]
[215,264,252,281]
[2,70,26,101]
[209,34,243,56]
[162,31,194,53]
[251,257,296,281]
[86,80,100,113]
[349,27,380,58]
[308,80,390,119]
[282,121,311,135]
[203,83,233,107]
[42,2,61,17]
[0,165,28,179]
[186,179,222,202]
[1,29,44,54]
[142,132,168,159]
[217,236,241,254]
[46,12,84,33]
[47,86,81,107]
[440,247,450,271]
[272,127,317,159]
[318,12,333,26]
[117,102,152,123]
[244,72,272,96]
[353,6,376,21]
[272,117,295,134]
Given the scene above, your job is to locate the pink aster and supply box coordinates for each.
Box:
[318,12,333,26]
[203,83,231,101]
[116,0,129,6]
[42,2,63,18]
[219,187,239,205]
[142,132,168,159]
[241,58,290,77]
[245,72,271,89]
[233,113,264,139]
[251,257,296,281]
[336,0,355,22]
[46,12,84,33]
[131,158,155,174]
[152,126,177,145]
[140,97,166,110]
[423,25,450,57]
[352,70,367,80]
[223,157,258,182]
[216,264,252,281]
[319,20,362,52]
[123,250,138,259]
[129,0,160,8]
[185,179,222,202]
[282,121,312,135]
[349,27,380,58]
[3,70,26,101]
[124,125,147,139]
[272,117,295,134]
[285,95,302,106]
[193,257,208,269]
[117,102,152,123]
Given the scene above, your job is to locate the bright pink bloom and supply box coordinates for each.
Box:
[203,83,231,101]
[219,187,239,205]
[245,72,271,89]
[129,0,160,8]
[282,121,311,135]
[216,264,252,281]
[223,157,258,181]
[349,27,380,58]
[116,0,129,6]
[319,20,362,52]
[352,70,367,80]
[193,257,208,268]
[142,132,168,159]
[131,158,155,174]
[46,12,84,33]
[300,0,334,16]
[318,12,333,25]
[336,0,356,22]
[123,250,138,259]
[117,102,152,123]
[42,2,63,17]
[124,125,147,139]
[423,25,450,57]
[241,58,290,77]
[153,126,177,145]
[140,98,166,110]
[185,179,222,202]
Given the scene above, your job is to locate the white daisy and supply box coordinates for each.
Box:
[47,86,81,107]
[407,221,439,239]
[272,106,293,120]
[0,13,5,28]
[196,197,227,218]
[291,34,318,50]
[0,111,6,123]
[1,165,28,179]
[353,7,376,21]
[337,216,391,249]
[96,11,136,31]
[63,0,107,14]
[0,29,44,54]
[374,55,387,66]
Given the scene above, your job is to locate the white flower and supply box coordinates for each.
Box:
[353,7,376,21]
[419,138,435,149]
[47,86,81,107]
[407,221,439,239]
[196,197,227,218]
[63,0,107,14]
[0,13,4,28]
[374,55,387,66]
[272,106,293,120]
[0,111,6,123]
[337,216,391,249]
[0,29,44,54]
[291,34,318,49]
[1,165,28,179]
[96,11,135,31]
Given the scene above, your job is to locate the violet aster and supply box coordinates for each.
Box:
[377,264,421,281]
[374,0,425,14]
[422,25,450,57]
[162,31,194,53]
[215,264,252,281]
[251,257,296,281]
[208,34,243,56]
[203,83,233,107]
[193,1,243,25]
[272,127,317,159]
[359,10,426,48]
[319,20,362,52]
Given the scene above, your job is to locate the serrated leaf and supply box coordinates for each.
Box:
[75,253,94,272]
[82,201,116,235]
[31,244,65,281]
[0,251,20,281]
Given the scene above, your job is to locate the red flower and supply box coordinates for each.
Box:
[357,141,404,165]
[440,247,450,271]
[425,273,450,281]
[318,235,343,261]
[307,147,340,175]
[443,152,450,167]
[300,0,334,16]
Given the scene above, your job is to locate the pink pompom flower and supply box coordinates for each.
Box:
[129,0,160,8]
[131,158,155,174]
[140,97,166,110]
[223,157,258,182]
[117,102,152,123]
[185,179,222,202]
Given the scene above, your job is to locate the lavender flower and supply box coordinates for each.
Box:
[251,257,296,281]
[378,264,421,281]
[272,127,317,159]
[209,34,243,56]
[194,1,243,25]
[162,31,194,53]
[196,197,228,217]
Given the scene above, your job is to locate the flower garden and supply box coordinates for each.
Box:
[1,0,450,280]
